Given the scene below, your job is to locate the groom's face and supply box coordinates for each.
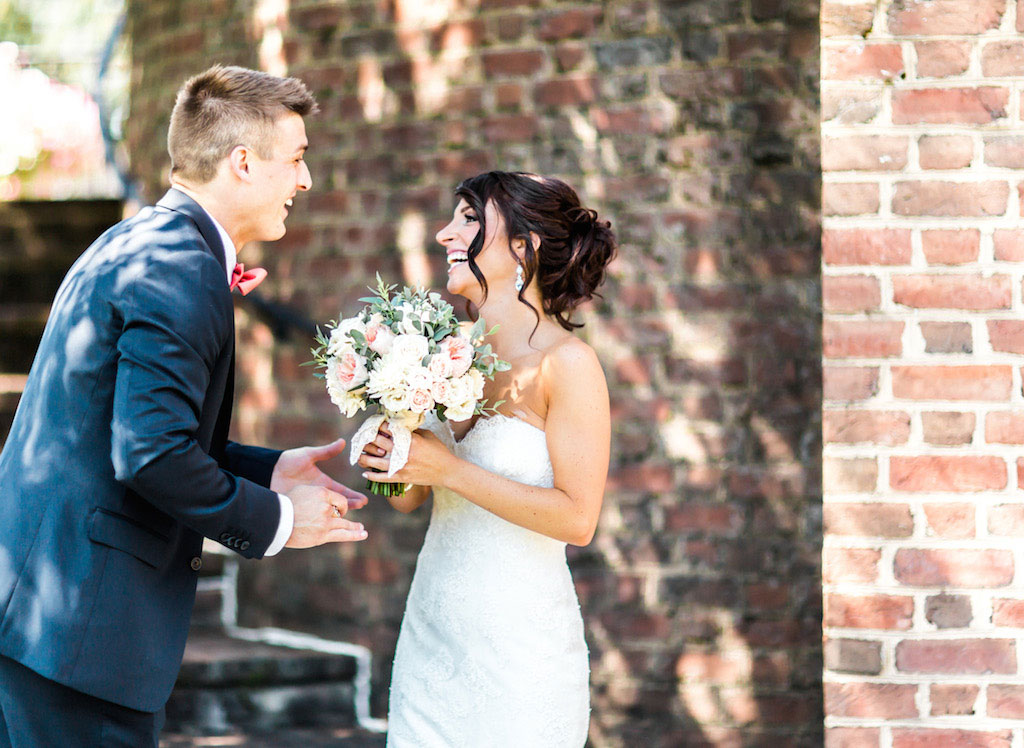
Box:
[243,111,312,242]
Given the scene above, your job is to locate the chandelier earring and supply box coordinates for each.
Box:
[514,264,525,293]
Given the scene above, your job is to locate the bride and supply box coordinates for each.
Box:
[357,171,616,746]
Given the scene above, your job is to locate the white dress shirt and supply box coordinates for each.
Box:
[171,187,294,556]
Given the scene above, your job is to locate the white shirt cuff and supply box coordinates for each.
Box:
[264,493,294,556]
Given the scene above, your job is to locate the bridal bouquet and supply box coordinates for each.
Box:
[309,276,509,496]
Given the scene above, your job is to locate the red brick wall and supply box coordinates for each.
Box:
[822,1,1024,744]
[127,1,822,742]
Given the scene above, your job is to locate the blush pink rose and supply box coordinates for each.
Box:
[430,376,450,404]
[428,353,454,379]
[335,351,368,389]
[409,387,434,413]
[440,335,474,378]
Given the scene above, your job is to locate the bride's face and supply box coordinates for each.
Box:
[436,197,516,303]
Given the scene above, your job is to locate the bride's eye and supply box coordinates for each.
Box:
[465,214,478,224]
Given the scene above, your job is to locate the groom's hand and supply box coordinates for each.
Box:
[272,437,368,511]
[285,484,368,548]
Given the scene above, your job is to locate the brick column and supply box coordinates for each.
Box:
[822,1,1024,744]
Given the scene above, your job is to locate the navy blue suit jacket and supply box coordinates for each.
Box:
[0,190,283,712]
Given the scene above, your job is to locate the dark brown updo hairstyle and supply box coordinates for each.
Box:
[454,171,617,331]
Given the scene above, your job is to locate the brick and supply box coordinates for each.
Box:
[921,322,973,354]
[892,366,1012,401]
[922,411,976,444]
[994,229,1024,260]
[664,504,741,534]
[823,44,904,80]
[987,321,1024,353]
[534,76,598,107]
[888,0,1006,35]
[823,547,882,584]
[892,181,1009,217]
[988,685,1024,718]
[593,37,672,70]
[823,228,912,266]
[823,183,880,216]
[824,682,918,718]
[826,728,881,748]
[482,114,537,141]
[537,8,602,41]
[986,412,1024,444]
[896,639,1016,674]
[985,136,1024,168]
[822,136,908,171]
[824,503,913,538]
[824,410,910,445]
[824,320,903,358]
[893,729,1012,748]
[824,366,879,401]
[895,548,1013,586]
[591,106,666,134]
[923,504,975,539]
[930,684,979,716]
[893,275,1011,310]
[988,505,1024,536]
[607,464,674,492]
[893,88,1009,125]
[915,40,972,78]
[826,593,913,630]
[494,82,523,108]
[823,87,882,124]
[891,456,1008,492]
[926,593,973,628]
[983,41,1024,77]
[824,638,882,674]
[823,275,881,313]
[921,229,979,264]
[824,458,878,493]
[992,597,1024,625]
[554,42,586,71]
[921,135,974,170]
[918,135,974,169]
[482,49,545,77]
[821,3,875,37]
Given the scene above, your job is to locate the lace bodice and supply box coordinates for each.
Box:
[386,413,590,747]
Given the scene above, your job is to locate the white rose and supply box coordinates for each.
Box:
[466,367,485,400]
[397,303,424,335]
[390,334,430,364]
[365,313,395,355]
[326,367,367,418]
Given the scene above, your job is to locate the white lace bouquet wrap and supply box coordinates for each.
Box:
[309,276,509,496]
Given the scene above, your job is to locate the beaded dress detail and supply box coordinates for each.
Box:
[386,414,590,747]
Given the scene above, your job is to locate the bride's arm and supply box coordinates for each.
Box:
[359,340,610,545]
[386,483,431,513]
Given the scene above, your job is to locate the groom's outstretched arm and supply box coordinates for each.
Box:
[109,245,362,555]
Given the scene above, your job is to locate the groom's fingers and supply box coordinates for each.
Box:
[306,437,347,461]
[326,527,369,543]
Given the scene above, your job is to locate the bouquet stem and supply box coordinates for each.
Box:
[366,479,407,497]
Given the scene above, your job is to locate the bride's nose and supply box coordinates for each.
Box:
[436,220,456,245]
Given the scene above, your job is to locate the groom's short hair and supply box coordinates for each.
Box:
[168,65,318,184]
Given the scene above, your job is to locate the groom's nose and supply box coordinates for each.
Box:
[298,161,312,191]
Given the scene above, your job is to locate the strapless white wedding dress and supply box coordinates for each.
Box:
[386,414,590,747]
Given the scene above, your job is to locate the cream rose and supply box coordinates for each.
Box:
[365,314,395,355]
[334,350,369,390]
[391,334,430,364]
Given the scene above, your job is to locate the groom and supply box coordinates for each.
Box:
[0,66,366,746]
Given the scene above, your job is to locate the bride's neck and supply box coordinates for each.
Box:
[474,290,548,357]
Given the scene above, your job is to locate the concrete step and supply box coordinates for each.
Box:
[160,726,386,747]
[166,632,361,734]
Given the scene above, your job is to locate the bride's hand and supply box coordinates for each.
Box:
[358,428,453,488]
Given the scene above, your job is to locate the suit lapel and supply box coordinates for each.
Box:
[155,189,228,276]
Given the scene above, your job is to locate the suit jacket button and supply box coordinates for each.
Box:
[240,541,250,551]
[219,533,229,541]
[190,557,203,571]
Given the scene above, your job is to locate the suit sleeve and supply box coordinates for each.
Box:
[220,441,281,487]
[110,247,280,558]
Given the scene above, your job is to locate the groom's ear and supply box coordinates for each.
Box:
[227,145,253,182]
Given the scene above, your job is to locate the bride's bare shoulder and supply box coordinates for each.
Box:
[538,334,606,394]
